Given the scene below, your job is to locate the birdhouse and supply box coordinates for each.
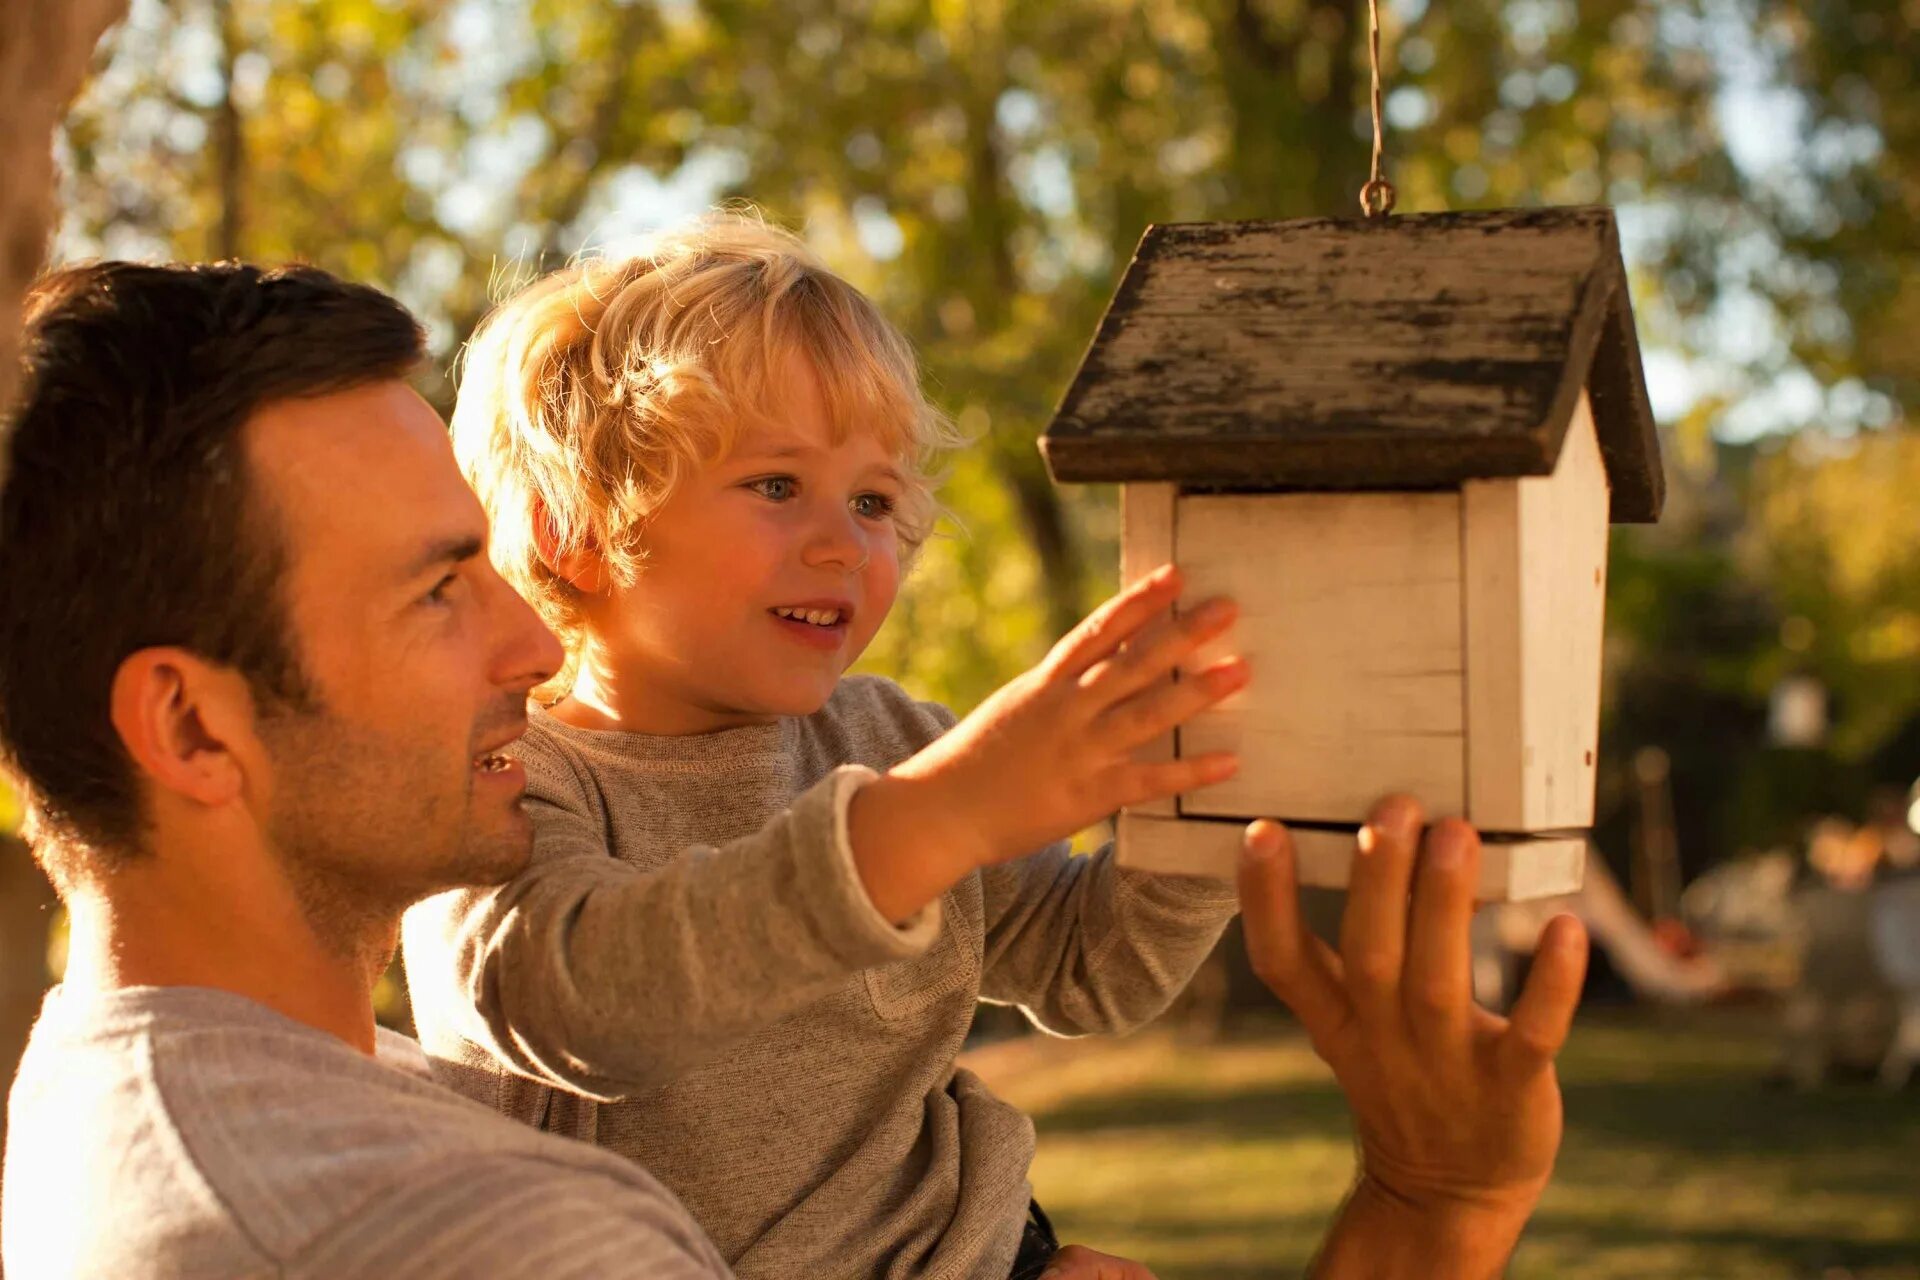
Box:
[1041,207,1664,902]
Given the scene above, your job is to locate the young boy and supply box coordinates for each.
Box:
[402,214,1249,1279]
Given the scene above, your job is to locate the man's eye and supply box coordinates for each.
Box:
[852,492,897,521]
[747,476,797,501]
[425,572,460,605]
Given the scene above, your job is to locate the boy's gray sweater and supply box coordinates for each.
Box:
[402,675,1241,1280]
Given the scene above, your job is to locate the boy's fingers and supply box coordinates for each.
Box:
[1049,565,1181,676]
[1402,819,1481,1047]
[1081,595,1238,702]
[1502,913,1589,1074]
[1116,753,1238,808]
[1100,656,1248,746]
[1340,795,1424,1026]
[1238,821,1348,1035]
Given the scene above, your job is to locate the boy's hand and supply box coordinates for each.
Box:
[1237,798,1589,1280]
[849,564,1244,922]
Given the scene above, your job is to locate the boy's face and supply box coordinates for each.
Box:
[581,354,905,733]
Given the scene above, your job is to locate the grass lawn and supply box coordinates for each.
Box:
[963,1009,1920,1279]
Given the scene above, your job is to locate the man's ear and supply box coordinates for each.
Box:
[108,648,259,811]
[530,496,610,595]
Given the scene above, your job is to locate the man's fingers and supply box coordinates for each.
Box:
[1099,655,1248,747]
[1049,564,1181,676]
[1042,1244,1159,1279]
[1503,913,1589,1073]
[1080,595,1238,703]
[1339,795,1424,1024]
[1238,820,1348,1034]
[1402,818,1481,1046]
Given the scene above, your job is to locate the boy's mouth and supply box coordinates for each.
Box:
[770,604,850,628]
[769,600,854,650]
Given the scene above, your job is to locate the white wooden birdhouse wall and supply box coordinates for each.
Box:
[1040,208,1664,902]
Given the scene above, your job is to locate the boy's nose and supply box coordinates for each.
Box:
[801,506,870,572]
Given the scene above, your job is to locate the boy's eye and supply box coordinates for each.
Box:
[746,476,797,501]
[852,492,897,521]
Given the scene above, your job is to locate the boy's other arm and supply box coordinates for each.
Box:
[1237,799,1588,1280]
[970,840,1239,1036]
[402,766,935,1099]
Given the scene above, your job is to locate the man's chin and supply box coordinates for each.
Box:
[445,815,534,890]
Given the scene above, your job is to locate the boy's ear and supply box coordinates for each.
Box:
[108,648,259,813]
[530,497,610,595]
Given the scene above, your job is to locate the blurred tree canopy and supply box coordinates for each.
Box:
[43,0,1920,867]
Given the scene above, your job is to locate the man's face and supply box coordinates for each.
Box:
[246,381,563,919]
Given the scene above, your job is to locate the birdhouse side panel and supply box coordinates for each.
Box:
[1120,482,1179,818]
[1463,391,1611,831]
[1172,490,1467,824]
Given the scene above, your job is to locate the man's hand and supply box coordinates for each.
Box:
[1237,797,1589,1280]
[1040,1243,1158,1279]
[849,564,1245,921]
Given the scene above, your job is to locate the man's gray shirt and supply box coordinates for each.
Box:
[2,985,733,1278]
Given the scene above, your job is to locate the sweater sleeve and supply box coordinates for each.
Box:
[976,842,1242,1037]
[894,691,1244,1036]
[292,1156,734,1280]
[401,750,937,1102]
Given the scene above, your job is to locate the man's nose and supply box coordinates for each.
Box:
[490,571,566,691]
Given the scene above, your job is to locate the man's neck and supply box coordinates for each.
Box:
[61,850,388,1056]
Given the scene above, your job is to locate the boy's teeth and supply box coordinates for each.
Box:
[776,607,841,626]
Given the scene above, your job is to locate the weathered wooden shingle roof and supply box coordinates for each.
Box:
[1040,207,1664,522]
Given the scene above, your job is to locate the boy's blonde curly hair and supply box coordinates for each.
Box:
[452,211,959,694]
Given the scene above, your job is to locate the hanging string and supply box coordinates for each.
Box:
[1359,0,1397,217]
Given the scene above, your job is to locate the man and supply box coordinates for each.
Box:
[0,260,1585,1278]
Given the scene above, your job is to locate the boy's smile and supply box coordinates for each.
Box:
[769,598,855,649]
[558,352,905,736]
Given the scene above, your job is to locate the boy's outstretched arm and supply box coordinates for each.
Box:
[1238,798,1589,1280]
[849,564,1246,923]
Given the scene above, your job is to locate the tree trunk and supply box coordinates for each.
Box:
[0,0,128,422]
[954,34,1091,640]
[0,0,127,1226]
[213,0,246,260]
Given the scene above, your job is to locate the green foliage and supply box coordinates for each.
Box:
[52,0,1919,861]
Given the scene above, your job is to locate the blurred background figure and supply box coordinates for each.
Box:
[1867,789,1920,1089]
[1773,818,1899,1089]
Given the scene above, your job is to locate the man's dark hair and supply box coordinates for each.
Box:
[0,261,424,879]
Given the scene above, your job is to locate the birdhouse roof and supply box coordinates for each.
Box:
[1039,207,1664,522]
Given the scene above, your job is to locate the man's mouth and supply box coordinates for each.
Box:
[474,752,514,773]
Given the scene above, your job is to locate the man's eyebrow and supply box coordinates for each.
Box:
[400,534,484,583]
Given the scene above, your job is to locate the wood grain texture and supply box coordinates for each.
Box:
[1121,483,1179,817]
[1116,812,1586,901]
[1171,490,1467,823]
[1463,392,1611,831]
[1039,207,1663,523]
